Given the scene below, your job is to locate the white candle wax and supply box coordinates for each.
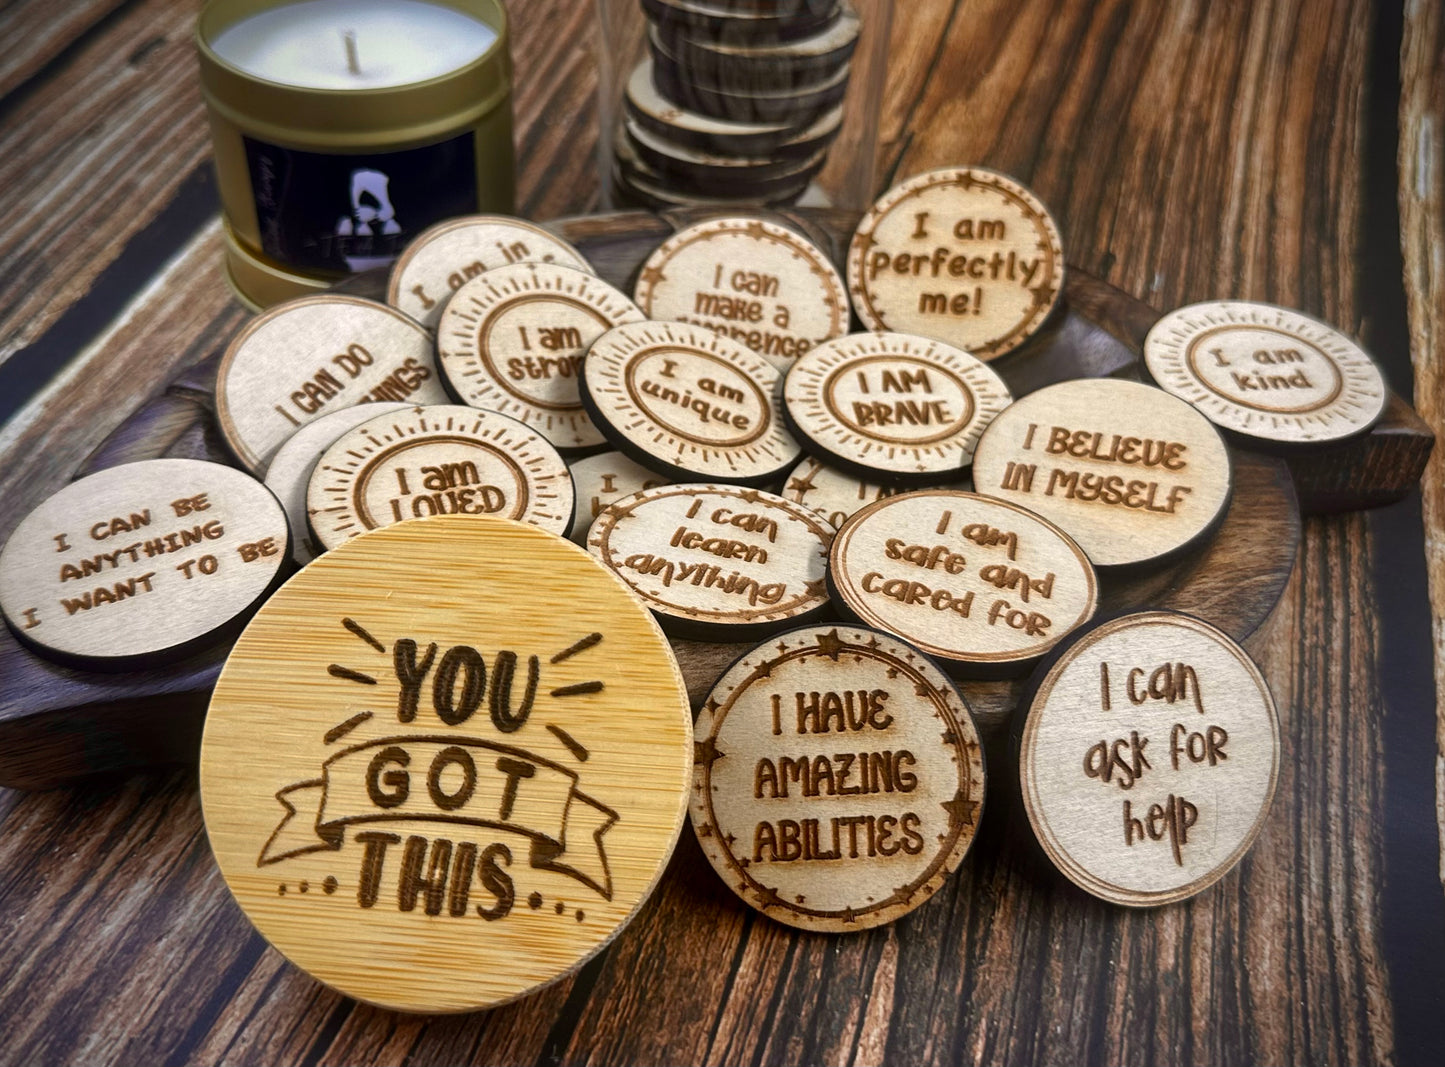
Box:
[210,0,498,90]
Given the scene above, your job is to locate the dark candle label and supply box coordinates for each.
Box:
[244,132,478,273]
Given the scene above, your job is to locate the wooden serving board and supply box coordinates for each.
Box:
[0,207,1426,789]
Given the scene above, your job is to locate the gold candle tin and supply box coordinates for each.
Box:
[196,0,515,310]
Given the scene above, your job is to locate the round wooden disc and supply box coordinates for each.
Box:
[436,263,645,451]
[585,483,833,639]
[846,168,1065,361]
[782,455,968,530]
[650,50,851,125]
[625,117,824,185]
[216,295,449,472]
[1018,610,1279,907]
[565,451,673,543]
[1142,300,1389,445]
[641,0,838,40]
[634,218,848,371]
[828,490,1098,676]
[578,321,802,485]
[200,516,692,1012]
[306,405,574,551]
[970,378,1234,569]
[691,623,984,930]
[262,403,413,565]
[782,331,1013,482]
[385,216,594,331]
[651,7,858,94]
[0,459,289,667]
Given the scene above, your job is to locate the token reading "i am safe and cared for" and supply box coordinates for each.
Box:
[306,406,573,551]
[436,262,645,451]
[200,517,692,1012]
[0,459,289,666]
[1017,611,1279,906]
[692,624,985,931]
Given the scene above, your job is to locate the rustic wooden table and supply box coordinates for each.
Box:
[2,1,1444,1064]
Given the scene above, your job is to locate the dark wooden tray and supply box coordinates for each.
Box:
[0,207,1428,789]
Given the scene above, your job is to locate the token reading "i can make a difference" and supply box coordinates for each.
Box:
[847,168,1064,361]
[1018,611,1279,907]
[437,263,645,451]
[216,295,448,473]
[306,406,573,551]
[692,623,985,931]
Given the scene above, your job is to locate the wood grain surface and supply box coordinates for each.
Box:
[0,1,1442,1065]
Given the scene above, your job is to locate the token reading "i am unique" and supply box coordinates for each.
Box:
[692,623,985,931]
[437,263,645,451]
[306,406,573,551]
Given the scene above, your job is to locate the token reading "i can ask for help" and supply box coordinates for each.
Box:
[692,624,985,931]
[306,406,573,551]
[437,262,645,451]
[1018,611,1279,907]
[0,459,289,666]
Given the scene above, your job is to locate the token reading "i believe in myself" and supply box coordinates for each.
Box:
[200,517,692,1012]
[847,168,1064,361]
[783,331,1012,482]
[1142,300,1388,446]
[692,623,985,931]
[1017,611,1279,906]
[437,263,645,451]
[306,406,574,551]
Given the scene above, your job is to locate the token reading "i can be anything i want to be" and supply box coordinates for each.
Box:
[436,263,645,451]
[306,406,573,551]
[692,624,985,931]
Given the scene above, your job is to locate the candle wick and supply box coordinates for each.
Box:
[343,30,361,76]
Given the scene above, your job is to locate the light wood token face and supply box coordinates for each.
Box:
[847,168,1065,361]
[386,216,594,331]
[579,322,802,485]
[692,624,985,931]
[0,459,289,666]
[970,378,1233,569]
[263,403,412,565]
[633,218,849,371]
[782,455,968,530]
[783,332,1012,481]
[1019,611,1279,906]
[306,406,574,551]
[1142,300,1388,444]
[216,295,448,472]
[436,263,645,451]
[828,490,1098,674]
[565,451,673,543]
[200,516,692,1012]
[586,483,833,638]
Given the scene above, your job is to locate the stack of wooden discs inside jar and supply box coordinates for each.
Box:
[615,0,860,208]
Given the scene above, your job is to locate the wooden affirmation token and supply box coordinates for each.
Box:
[782,455,967,530]
[200,516,692,1012]
[691,624,984,931]
[847,168,1065,361]
[262,403,412,565]
[565,451,672,543]
[436,263,645,451]
[634,217,848,371]
[651,6,859,94]
[1018,611,1279,907]
[386,216,593,331]
[828,490,1098,676]
[306,405,574,551]
[641,0,838,41]
[586,483,833,639]
[1142,300,1389,445]
[579,321,802,485]
[216,295,448,472]
[0,459,289,667]
[650,52,850,125]
[783,332,1012,482]
[970,378,1233,569]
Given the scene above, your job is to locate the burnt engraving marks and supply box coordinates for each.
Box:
[1018,611,1280,906]
[691,624,985,931]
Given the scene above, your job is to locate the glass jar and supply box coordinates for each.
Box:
[593,0,893,214]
